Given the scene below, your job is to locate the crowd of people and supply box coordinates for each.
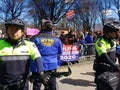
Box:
[59,29,102,56]
[0,17,119,90]
[59,29,104,45]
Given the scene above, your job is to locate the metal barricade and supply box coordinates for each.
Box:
[79,43,95,60]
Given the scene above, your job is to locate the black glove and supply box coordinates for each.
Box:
[39,71,50,85]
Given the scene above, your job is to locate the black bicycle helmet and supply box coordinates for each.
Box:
[5,18,25,30]
[103,21,120,34]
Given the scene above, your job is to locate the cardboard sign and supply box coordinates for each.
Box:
[60,45,80,62]
[26,28,39,36]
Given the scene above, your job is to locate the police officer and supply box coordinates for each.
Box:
[30,19,63,90]
[0,18,49,90]
[93,21,120,90]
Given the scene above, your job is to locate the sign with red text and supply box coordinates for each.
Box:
[60,45,80,62]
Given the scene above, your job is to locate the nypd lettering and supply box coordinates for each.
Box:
[41,39,54,46]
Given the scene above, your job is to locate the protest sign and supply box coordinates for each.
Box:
[26,28,39,36]
[60,45,80,62]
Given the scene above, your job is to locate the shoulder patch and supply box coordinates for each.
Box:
[97,42,103,47]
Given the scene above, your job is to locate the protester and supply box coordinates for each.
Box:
[0,18,49,90]
[84,31,94,55]
[30,19,63,90]
[66,30,76,45]
[93,21,120,90]
[59,30,66,44]
[76,29,85,44]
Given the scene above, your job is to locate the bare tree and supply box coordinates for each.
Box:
[96,0,112,25]
[26,1,41,28]
[0,0,27,21]
[28,0,75,26]
[74,0,98,31]
[112,0,120,21]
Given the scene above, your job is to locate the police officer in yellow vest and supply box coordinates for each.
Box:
[93,21,120,90]
[0,18,49,90]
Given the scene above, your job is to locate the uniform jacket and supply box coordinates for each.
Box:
[0,38,43,84]
[31,30,63,71]
[94,36,116,72]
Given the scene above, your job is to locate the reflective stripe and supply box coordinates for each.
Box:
[0,40,41,61]
[0,55,30,61]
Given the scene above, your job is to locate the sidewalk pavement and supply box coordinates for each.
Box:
[56,57,96,90]
[29,57,96,90]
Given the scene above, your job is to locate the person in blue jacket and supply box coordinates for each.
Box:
[84,31,94,55]
[30,19,63,90]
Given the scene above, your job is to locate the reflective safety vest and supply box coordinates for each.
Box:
[95,37,116,63]
[0,39,41,84]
